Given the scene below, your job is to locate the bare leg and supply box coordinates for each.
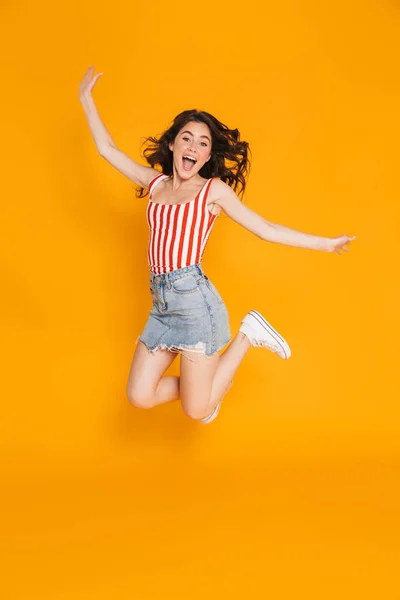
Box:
[209,332,250,405]
[128,332,251,412]
[126,341,179,408]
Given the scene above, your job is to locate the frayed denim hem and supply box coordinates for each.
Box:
[135,336,231,362]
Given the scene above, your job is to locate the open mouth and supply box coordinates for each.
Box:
[182,155,197,172]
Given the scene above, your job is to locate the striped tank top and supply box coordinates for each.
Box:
[146,173,218,274]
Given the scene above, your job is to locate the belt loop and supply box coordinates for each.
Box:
[195,263,203,282]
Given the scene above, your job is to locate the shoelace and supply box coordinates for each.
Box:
[253,339,281,353]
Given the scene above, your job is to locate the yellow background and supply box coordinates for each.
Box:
[1,0,399,597]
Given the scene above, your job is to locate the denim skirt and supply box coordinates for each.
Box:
[139,264,231,357]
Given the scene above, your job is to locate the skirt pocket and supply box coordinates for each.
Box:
[172,274,200,295]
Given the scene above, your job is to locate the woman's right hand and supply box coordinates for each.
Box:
[79,65,103,101]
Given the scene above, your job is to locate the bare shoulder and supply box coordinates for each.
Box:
[209,177,241,206]
[207,177,262,232]
[141,166,166,189]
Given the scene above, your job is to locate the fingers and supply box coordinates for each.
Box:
[80,66,102,95]
[335,244,351,255]
[84,65,97,81]
[330,234,356,255]
[83,65,93,78]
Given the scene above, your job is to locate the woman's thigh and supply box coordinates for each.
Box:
[179,351,220,420]
[126,341,177,406]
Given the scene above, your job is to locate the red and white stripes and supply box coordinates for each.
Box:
[146,174,218,274]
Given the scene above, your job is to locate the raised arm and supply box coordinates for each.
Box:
[79,66,160,190]
[212,179,356,255]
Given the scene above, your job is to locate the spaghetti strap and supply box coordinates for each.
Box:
[148,173,169,198]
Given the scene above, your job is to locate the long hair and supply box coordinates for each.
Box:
[136,109,251,198]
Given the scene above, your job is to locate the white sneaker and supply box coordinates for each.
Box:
[200,380,233,424]
[200,401,221,424]
[240,310,291,359]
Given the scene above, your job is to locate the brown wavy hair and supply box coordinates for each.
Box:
[136,109,251,198]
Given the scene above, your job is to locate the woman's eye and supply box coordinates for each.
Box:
[183,137,190,142]
[200,142,208,147]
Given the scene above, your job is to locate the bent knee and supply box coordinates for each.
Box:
[182,403,211,421]
[127,388,155,409]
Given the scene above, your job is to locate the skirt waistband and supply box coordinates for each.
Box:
[149,264,204,284]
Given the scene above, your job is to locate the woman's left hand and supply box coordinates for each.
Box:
[325,234,356,254]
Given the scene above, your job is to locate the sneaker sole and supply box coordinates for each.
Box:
[249,310,291,359]
[200,380,233,424]
[200,401,221,424]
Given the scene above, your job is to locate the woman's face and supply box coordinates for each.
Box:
[169,121,212,179]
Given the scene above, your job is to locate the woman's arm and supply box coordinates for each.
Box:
[79,66,159,189]
[213,179,356,254]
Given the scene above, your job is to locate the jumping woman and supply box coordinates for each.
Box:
[79,66,356,424]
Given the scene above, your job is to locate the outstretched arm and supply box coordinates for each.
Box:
[213,179,356,254]
[79,66,159,189]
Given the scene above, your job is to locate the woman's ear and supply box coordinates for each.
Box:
[168,142,174,152]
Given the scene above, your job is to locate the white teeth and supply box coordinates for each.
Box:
[183,155,196,162]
